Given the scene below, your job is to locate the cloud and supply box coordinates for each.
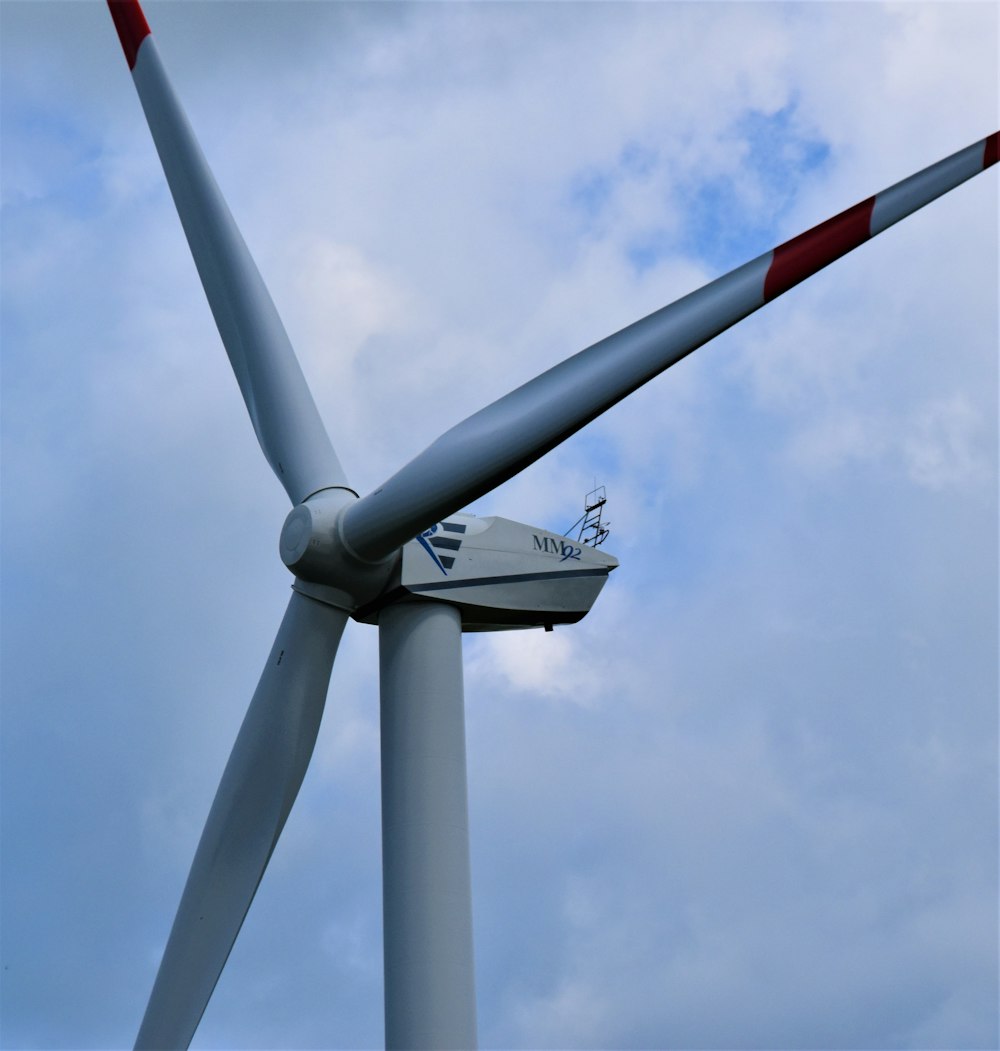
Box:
[902,394,992,491]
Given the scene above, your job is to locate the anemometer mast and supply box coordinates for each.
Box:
[567,485,612,548]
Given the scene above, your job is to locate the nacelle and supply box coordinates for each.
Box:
[356,513,618,631]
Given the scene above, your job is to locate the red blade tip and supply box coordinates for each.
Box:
[107,0,151,71]
[984,133,999,169]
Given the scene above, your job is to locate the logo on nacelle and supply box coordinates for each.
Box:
[532,535,582,562]
[416,521,467,576]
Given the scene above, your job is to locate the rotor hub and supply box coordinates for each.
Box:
[280,488,397,610]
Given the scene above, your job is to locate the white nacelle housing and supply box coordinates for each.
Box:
[356,513,618,631]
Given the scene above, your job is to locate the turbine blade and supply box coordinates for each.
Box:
[342,133,998,563]
[107,0,347,506]
[134,590,348,1050]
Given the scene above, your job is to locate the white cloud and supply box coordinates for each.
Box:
[902,394,992,491]
[469,627,607,708]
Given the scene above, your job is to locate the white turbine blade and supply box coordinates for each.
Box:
[107,0,347,506]
[341,134,998,563]
[134,590,348,1051]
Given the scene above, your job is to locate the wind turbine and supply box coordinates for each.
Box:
[105,1,998,1047]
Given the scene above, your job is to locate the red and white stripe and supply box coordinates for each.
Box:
[108,0,150,71]
[764,133,999,302]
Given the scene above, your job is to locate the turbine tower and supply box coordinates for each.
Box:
[104,1,998,1047]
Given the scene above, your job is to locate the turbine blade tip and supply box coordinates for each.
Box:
[107,0,151,71]
[985,132,999,169]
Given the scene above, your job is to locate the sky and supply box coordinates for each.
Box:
[1,2,997,1049]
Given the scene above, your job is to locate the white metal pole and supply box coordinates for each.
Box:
[378,601,477,1050]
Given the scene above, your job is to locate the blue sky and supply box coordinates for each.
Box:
[2,3,997,1049]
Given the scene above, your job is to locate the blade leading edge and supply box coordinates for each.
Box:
[134,591,349,1051]
[108,0,347,506]
[342,133,998,563]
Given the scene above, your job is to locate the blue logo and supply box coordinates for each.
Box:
[416,521,467,576]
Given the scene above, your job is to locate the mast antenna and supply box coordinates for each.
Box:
[566,485,611,547]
